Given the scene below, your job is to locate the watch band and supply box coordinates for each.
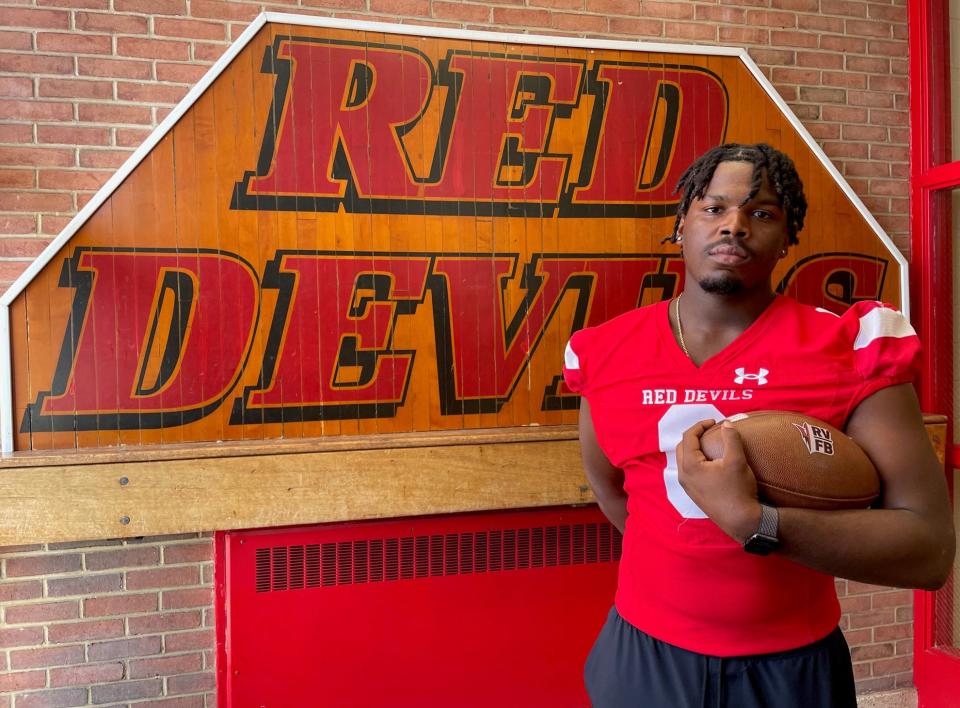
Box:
[757,503,779,538]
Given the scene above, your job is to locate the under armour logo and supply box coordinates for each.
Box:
[734,367,768,385]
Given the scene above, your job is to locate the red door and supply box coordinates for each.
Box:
[909,1,960,704]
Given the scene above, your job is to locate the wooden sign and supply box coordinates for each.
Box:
[0,15,908,542]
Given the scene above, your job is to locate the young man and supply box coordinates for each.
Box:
[562,143,955,708]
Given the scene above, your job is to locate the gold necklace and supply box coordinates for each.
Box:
[674,293,690,357]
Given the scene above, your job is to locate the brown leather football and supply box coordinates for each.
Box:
[699,410,880,510]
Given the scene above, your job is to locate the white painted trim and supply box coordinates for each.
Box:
[735,50,911,320]
[0,14,909,452]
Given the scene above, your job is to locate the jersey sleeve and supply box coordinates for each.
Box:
[844,301,921,401]
[562,328,591,393]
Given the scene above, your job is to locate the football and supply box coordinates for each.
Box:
[699,410,880,511]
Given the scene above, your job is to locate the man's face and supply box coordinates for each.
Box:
[676,160,790,296]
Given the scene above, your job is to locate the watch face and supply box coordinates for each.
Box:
[744,533,779,556]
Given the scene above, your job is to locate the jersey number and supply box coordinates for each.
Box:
[658,404,725,519]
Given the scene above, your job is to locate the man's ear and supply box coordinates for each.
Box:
[777,235,789,259]
[676,216,685,243]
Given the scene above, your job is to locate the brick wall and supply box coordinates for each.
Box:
[1,536,214,706]
[0,0,914,704]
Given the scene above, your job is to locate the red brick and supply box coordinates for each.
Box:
[584,0,638,12]
[0,192,73,212]
[135,698,206,708]
[0,215,38,235]
[844,161,890,178]
[129,652,203,679]
[771,67,819,84]
[695,5,745,22]
[127,566,200,590]
[75,11,149,33]
[872,655,913,675]
[719,26,769,44]
[871,145,909,162]
[850,642,895,661]
[156,63,209,84]
[633,1,692,19]
[798,86,847,104]
[869,75,908,93]
[129,610,202,635]
[845,18,894,38]
[609,17,665,36]
[5,600,80,624]
[821,0,867,16]
[493,7,551,26]
[201,564,215,584]
[895,605,913,622]
[84,592,159,617]
[10,645,85,670]
[769,30,818,48]
[0,7,71,28]
[894,639,913,655]
[772,0,818,9]
[86,545,160,571]
[745,8,796,27]
[368,0,430,14]
[161,587,213,610]
[40,214,72,234]
[37,0,109,7]
[50,661,124,687]
[77,56,152,80]
[847,90,895,108]
[81,149,131,169]
[189,0,261,21]
[894,672,914,688]
[77,103,152,125]
[0,260,31,284]
[0,669,45,692]
[5,552,82,578]
[841,628,873,646]
[48,618,124,644]
[193,42,230,64]
[797,51,845,70]
[163,628,215,653]
[840,594,873,613]
[0,125,33,148]
[822,142,870,159]
[0,99,72,122]
[552,12,607,31]
[0,53,74,75]
[846,56,890,73]
[0,626,44,648]
[867,39,907,57]
[847,608,896,629]
[87,635,163,661]
[116,127,153,147]
[528,0,583,8]
[38,126,112,148]
[114,0,187,13]
[14,688,88,708]
[820,75,866,93]
[37,32,112,55]
[38,78,113,100]
[117,37,190,61]
[432,1,492,22]
[167,671,216,694]
[90,677,163,702]
[152,17,227,41]
[0,580,43,602]
[0,169,36,189]
[819,35,867,53]
[0,77,33,97]
[0,30,33,50]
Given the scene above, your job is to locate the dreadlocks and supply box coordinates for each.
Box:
[666,143,807,246]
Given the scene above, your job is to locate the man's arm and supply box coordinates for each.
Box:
[676,383,955,590]
[579,399,628,533]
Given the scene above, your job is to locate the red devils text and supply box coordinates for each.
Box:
[22,249,887,433]
[231,37,728,217]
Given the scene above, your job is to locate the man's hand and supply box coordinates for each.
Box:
[676,419,762,543]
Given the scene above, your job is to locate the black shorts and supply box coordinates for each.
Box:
[585,607,857,708]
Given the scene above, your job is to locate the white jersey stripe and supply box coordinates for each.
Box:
[853,307,915,351]
[564,341,580,370]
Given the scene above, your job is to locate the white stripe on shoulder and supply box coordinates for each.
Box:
[853,307,916,351]
[564,341,580,370]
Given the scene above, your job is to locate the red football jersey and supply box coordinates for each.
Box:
[563,296,920,656]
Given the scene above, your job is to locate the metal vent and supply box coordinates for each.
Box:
[254,522,622,592]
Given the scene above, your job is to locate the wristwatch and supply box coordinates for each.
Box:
[743,503,780,555]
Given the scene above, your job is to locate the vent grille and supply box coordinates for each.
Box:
[254,522,622,592]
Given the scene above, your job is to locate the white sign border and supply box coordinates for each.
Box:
[0,13,909,454]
